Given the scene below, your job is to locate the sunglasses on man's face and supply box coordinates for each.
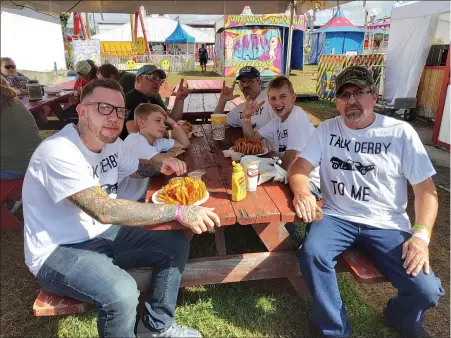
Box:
[4,65,16,70]
[142,74,164,84]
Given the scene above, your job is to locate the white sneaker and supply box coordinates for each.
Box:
[136,321,202,338]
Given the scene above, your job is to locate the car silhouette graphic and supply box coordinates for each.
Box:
[330,157,375,175]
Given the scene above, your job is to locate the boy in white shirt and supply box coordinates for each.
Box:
[240,76,320,191]
[118,103,190,202]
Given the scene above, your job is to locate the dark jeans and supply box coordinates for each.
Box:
[36,225,190,338]
[0,169,25,180]
[299,215,444,337]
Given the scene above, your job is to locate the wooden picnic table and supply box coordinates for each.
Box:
[143,125,312,293]
[173,79,223,94]
[167,93,242,123]
[21,91,74,130]
[56,79,76,91]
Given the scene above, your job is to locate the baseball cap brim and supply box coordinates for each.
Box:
[236,73,260,81]
[336,79,370,94]
[142,69,167,80]
[137,66,167,79]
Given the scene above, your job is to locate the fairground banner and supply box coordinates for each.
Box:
[316,54,385,100]
[225,14,305,30]
[72,39,101,66]
[222,28,282,77]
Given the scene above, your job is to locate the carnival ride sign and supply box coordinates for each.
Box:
[72,39,101,66]
[225,14,305,30]
[223,28,282,77]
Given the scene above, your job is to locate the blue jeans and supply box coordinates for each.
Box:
[0,169,25,180]
[298,215,444,337]
[36,225,190,338]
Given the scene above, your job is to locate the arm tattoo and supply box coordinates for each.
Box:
[181,205,201,223]
[69,186,177,226]
[130,160,162,178]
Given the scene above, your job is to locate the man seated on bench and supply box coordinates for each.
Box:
[121,65,190,140]
[214,66,276,149]
[23,79,220,338]
[288,66,444,338]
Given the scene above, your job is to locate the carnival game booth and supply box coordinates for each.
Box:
[214,6,306,78]
[365,17,390,54]
[309,8,365,65]
[316,54,385,100]
[384,0,450,149]
[164,23,196,72]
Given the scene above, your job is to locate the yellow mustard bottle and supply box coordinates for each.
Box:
[231,161,247,201]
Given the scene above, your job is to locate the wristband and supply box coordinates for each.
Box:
[412,232,430,245]
[175,205,182,222]
[412,224,431,239]
[171,122,179,130]
[243,115,251,121]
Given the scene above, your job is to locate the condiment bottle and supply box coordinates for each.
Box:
[231,161,246,201]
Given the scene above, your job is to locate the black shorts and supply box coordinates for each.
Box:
[199,58,207,66]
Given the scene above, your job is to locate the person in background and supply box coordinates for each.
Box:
[1,76,42,213]
[0,76,42,180]
[198,44,208,73]
[73,60,97,97]
[1,57,29,91]
[97,63,136,95]
[215,66,276,150]
[118,103,190,202]
[289,66,444,338]
[121,64,190,140]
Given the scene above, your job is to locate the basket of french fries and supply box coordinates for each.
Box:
[152,177,209,206]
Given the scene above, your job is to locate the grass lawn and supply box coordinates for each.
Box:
[2,67,448,338]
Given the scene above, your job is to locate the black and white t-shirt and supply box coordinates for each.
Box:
[23,124,139,276]
[299,114,436,232]
[258,106,320,186]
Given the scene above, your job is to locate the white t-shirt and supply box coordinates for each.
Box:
[258,106,320,187]
[23,124,139,276]
[118,133,174,201]
[299,114,436,232]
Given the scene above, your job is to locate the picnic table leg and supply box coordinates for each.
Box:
[252,222,311,297]
[214,227,226,256]
[251,222,293,252]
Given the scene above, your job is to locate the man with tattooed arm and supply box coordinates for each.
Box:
[22,79,219,338]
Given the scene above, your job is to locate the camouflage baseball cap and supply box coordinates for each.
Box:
[335,66,374,94]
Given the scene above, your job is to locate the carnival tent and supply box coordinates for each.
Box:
[384,0,450,103]
[166,23,195,44]
[309,8,365,64]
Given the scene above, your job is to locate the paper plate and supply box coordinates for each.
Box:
[229,146,269,157]
[152,190,209,206]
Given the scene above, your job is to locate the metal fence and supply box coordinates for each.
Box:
[100,54,196,73]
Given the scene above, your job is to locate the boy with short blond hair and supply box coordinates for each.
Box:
[118,103,190,201]
[241,76,320,190]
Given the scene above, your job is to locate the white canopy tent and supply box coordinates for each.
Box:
[384,1,450,104]
[2,1,338,15]
[2,0,349,75]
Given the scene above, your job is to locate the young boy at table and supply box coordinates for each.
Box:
[117,103,190,202]
[241,76,320,180]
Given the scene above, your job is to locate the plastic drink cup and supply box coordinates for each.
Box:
[211,114,227,140]
[240,155,260,192]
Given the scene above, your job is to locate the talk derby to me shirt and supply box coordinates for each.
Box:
[299,114,436,232]
[23,124,139,276]
[118,133,175,202]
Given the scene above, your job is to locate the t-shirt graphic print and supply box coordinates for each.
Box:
[299,114,436,232]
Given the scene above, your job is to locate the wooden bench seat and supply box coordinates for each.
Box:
[33,248,386,317]
[0,179,24,229]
